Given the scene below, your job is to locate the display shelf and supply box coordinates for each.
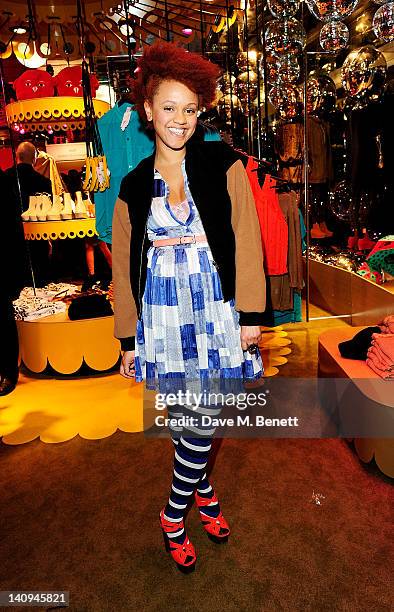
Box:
[23,218,97,240]
[318,327,394,479]
[306,258,394,326]
[6,97,110,132]
[17,310,120,375]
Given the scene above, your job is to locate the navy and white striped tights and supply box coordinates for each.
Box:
[163,404,222,545]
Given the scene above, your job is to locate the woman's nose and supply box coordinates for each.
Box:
[174,110,187,124]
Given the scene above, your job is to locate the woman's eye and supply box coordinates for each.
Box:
[186,108,196,114]
[163,106,174,112]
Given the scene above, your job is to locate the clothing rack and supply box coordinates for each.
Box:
[234,147,290,185]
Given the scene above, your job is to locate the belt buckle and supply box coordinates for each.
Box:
[179,235,195,245]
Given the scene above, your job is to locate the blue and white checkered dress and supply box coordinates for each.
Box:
[134,160,264,395]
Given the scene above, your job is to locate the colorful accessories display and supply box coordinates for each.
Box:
[356,261,383,284]
[366,236,394,277]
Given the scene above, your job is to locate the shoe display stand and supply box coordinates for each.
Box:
[5,97,109,133]
[19,219,120,374]
[318,327,394,478]
[23,218,97,241]
[16,310,120,374]
[20,217,117,375]
[8,96,118,375]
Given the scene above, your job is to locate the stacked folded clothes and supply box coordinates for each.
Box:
[19,283,78,300]
[379,315,394,335]
[12,283,77,321]
[13,295,66,321]
[366,330,394,380]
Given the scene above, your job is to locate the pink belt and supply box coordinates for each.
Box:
[152,234,208,247]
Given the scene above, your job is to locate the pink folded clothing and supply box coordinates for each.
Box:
[367,346,392,371]
[366,358,394,380]
[368,344,393,370]
[378,315,394,335]
[372,333,394,363]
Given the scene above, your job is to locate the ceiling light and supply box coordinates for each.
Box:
[11,26,27,34]
[40,43,51,56]
[182,28,193,35]
[98,18,114,31]
[118,18,134,36]
[15,41,46,68]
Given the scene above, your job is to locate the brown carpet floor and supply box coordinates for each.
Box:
[1,310,393,612]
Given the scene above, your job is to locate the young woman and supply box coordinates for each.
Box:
[112,42,266,572]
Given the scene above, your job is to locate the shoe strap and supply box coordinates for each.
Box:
[195,491,218,507]
[160,511,184,533]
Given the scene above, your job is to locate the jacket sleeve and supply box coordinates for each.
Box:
[112,197,137,351]
[227,159,266,326]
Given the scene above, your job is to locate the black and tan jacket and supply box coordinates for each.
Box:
[112,141,266,350]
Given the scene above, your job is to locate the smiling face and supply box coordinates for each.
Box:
[144,79,199,153]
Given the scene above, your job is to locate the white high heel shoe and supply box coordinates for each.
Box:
[74,191,88,219]
[22,195,39,222]
[47,194,63,221]
[61,192,74,220]
[36,193,53,221]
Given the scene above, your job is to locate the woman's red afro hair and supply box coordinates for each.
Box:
[131,41,221,124]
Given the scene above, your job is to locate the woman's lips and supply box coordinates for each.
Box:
[168,127,187,137]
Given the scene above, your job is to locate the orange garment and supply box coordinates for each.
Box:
[245,157,288,276]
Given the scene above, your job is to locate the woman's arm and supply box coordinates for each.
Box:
[112,197,137,351]
[227,159,266,325]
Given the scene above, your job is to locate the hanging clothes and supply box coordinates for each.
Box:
[245,157,288,276]
[275,117,332,185]
[267,275,294,311]
[275,121,304,184]
[95,107,222,244]
[278,191,304,292]
[95,105,155,244]
[34,150,66,196]
[308,115,333,184]
[258,207,305,326]
[242,152,304,322]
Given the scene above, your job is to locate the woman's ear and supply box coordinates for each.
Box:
[143,100,152,122]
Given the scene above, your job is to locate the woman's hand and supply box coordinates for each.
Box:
[240,326,261,351]
[120,350,135,379]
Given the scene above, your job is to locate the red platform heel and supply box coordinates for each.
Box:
[357,234,376,252]
[195,491,230,543]
[159,509,196,573]
[347,235,358,250]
